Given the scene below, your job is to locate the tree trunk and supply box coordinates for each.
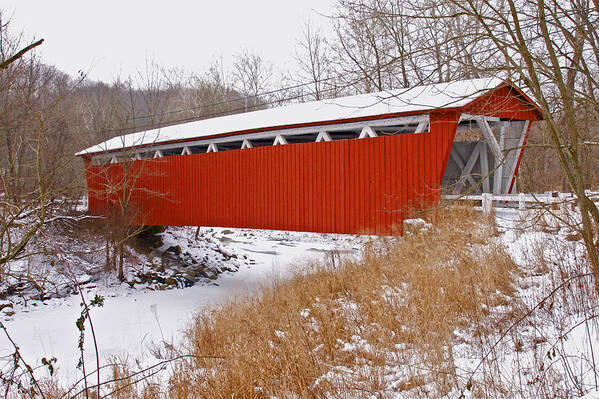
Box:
[118,240,125,281]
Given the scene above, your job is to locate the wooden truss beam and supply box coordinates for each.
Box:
[91,114,430,162]
[450,150,478,188]
[359,126,378,138]
[455,142,484,192]
[316,131,332,142]
[415,120,428,133]
[273,135,288,145]
[475,117,503,160]
[241,139,253,149]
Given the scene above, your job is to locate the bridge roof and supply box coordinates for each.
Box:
[77,77,534,156]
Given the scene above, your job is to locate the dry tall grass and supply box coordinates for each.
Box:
[163,207,519,398]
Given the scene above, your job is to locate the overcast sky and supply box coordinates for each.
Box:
[0,0,332,82]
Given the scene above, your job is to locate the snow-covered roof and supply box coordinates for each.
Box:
[78,77,507,156]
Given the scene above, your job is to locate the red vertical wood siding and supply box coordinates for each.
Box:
[85,110,460,235]
[84,89,540,235]
[463,85,541,121]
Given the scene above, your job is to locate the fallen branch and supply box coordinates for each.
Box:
[0,39,44,70]
[43,214,104,224]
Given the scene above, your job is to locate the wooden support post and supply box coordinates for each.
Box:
[506,120,530,194]
[550,191,559,210]
[494,124,505,195]
[476,117,506,194]
[480,143,490,193]
[482,193,492,214]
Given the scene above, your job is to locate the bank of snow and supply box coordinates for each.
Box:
[3,209,598,398]
[0,226,366,385]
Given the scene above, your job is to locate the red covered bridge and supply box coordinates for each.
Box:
[78,78,542,235]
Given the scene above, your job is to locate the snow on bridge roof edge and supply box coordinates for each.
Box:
[77,77,513,156]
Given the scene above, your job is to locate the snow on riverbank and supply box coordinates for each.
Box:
[0,226,366,385]
[3,209,598,397]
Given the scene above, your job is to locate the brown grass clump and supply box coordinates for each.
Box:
[166,206,518,398]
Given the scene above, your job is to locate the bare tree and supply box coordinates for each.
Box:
[294,21,336,100]
[325,0,599,289]
[172,57,245,120]
[329,0,497,90]
[0,14,43,71]
[433,0,599,292]
[1,18,71,260]
[331,0,395,92]
[79,63,180,281]
[0,15,92,306]
[232,49,273,110]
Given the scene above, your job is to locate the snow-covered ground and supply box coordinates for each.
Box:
[2,209,598,397]
[0,226,366,386]
[479,209,599,398]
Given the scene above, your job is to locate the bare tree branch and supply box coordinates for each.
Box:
[0,38,43,70]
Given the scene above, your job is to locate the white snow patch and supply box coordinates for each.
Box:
[0,226,365,387]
